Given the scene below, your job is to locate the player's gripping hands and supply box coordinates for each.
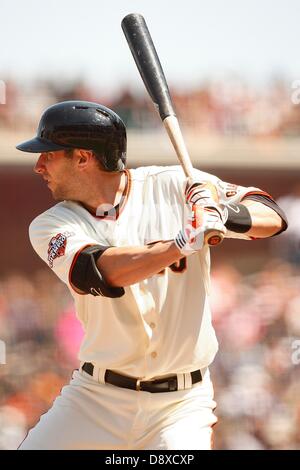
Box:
[174,180,227,255]
[185,179,225,220]
[174,205,226,256]
[187,180,227,240]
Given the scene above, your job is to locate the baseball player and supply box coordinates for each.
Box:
[16,101,287,450]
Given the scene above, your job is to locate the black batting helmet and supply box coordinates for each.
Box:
[16,101,127,172]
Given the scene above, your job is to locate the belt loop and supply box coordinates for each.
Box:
[176,373,185,391]
[201,367,208,381]
[92,364,99,381]
[184,372,192,389]
[81,362,106,384]
[97,367,106,384]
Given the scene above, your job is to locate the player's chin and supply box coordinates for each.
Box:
[52,195,64,202]
[52,193,65,202]
[50,187,64,202]
[48,182,70,201]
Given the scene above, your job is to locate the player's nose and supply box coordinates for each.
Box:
[34,153,47,174]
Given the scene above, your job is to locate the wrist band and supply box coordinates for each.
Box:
[225,203,252,233]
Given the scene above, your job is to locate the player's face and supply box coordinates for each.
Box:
[34,150,76,200]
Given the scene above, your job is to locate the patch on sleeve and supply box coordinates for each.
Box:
[47,232,73,268]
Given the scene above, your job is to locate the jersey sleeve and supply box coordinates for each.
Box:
[215,177,276,239]
[189,169,274,240]
[215,179,273,206]
[29,209,105,288]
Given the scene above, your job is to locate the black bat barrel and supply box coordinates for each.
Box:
[121,13,176,120]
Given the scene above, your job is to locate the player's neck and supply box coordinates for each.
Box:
[76,170,127,215]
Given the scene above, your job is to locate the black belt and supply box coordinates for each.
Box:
[82,362,202,393]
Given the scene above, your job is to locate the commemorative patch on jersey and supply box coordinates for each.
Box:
[47,232,73,268]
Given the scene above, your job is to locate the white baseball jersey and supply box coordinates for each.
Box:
[29,166,265,379]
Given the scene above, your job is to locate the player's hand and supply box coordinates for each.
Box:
[174,206,226,255]
[185,179,219,207]
[185,179,227,247]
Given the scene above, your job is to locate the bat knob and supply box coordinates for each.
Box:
[204,230,224,247]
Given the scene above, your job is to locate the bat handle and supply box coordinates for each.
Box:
[192,204,224,247]
[163,116,224,247]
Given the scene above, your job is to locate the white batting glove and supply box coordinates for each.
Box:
[185,179,219,206]
[174,207,227,256]
[185,179,227,226]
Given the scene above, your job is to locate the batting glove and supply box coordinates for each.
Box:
[174,206,226,256]
[185,179,227,226]
[185,179,219,206]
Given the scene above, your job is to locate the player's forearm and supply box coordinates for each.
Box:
[241,200,283,238]
[97,241,182,287]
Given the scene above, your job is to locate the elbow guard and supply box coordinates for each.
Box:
[71,245,125,298]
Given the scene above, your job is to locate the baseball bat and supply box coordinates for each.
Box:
[121,13,224,246]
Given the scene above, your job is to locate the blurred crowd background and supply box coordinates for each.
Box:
[1,75,300,450]
[1,76,300,136]
[1,0,300,451]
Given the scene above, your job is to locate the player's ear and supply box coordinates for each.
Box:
[76,149,93,169]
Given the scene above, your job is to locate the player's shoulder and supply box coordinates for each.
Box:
[130,165,215,180]
[129,165,183,180]
[130,165,219,185]
[29,201,83,232]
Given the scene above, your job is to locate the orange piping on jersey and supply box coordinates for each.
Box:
[117,168,132,219]
[92,169,132,221]
[68,243,94,295]
[241,190,275,202]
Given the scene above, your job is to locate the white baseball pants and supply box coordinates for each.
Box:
[19,368,217,450]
